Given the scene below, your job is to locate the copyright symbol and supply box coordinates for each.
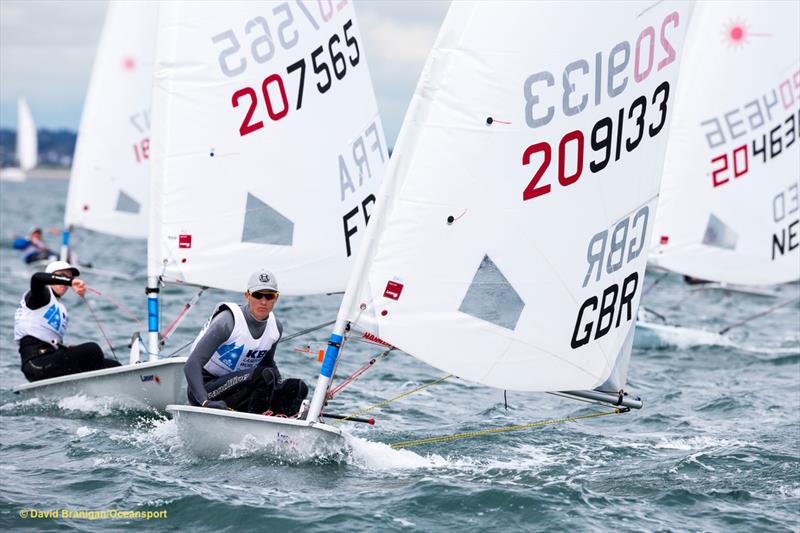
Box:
[19,509,29,518]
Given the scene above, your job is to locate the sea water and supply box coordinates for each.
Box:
[1,177,798,532]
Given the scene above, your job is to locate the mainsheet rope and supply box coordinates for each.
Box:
[79,294,118,361]
[330,374,454,425]
[390,408,628,449]
[86,287,143,330]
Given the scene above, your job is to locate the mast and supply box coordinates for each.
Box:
[59,225,71,262]
[306,4,441,422]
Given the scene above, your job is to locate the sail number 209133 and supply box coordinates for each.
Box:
[521,10,680,202]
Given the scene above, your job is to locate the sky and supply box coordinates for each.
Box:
[0,0,449,147]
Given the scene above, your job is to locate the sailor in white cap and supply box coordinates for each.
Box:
[183,268,308,415]
[14,261,121,382]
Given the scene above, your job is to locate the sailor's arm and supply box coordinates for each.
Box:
[26,272,80,309]
[184,310,234,405]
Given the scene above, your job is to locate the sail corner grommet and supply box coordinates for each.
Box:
[486,116,493,125]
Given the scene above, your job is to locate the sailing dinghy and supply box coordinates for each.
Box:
[0,98,37,182]
[59,0,157,280]
[639,0,800,341]
[169,0,690,456]
[143,0,388,440]
[12,2,187,411]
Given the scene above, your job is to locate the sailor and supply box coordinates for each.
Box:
[14,227,57,264]
[184,268,308,416]
[14,260,121,382]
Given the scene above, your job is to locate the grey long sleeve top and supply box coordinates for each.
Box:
[184,304,283,404]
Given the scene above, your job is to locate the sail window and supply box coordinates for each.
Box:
[702,213,738,250]
[241,192,294,246]
[458,255,524,330]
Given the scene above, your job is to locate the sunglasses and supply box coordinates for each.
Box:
[250,291,278,301]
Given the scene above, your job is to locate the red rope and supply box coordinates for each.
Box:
[80,295,118,360]
[87,287,143,330]
[327,353,388,399]
[162,303,190,338]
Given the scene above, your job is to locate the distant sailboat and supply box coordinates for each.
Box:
[60,0,156,278]
[170,0,690,456]
[12,2,186,410]
[649,0,800,287]
[0,97,37,182]
[638,0,800,342]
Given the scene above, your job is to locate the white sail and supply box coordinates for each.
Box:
[149,0,388,295]
[17,97,37,171]
[336,1,691,393]
[64,1,156,239]
[649,1,800,285]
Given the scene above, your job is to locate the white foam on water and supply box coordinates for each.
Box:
[108,416,186,461]
[345,434,556,476]
[57,394,116,415]
[653,435,752,451]
[345,434,436,470]
[392,518,416,528]
[76,426,95,438]
[635,322,732,349]
[0,396,43,411]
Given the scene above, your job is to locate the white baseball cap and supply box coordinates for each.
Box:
[247,269,278,293]
[45,260,80,277]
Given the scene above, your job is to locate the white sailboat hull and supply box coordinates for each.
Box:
[0,167,26,182]
[167,405,346,458]
[634,321,726,349]
[13,358,187,410]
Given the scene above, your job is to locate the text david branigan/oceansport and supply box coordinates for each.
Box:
[18,508,167,520]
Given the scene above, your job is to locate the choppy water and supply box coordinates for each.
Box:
[1,177,798,532]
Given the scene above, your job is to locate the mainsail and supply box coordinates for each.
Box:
[64,1,156,240]
[148,1,387,297]
[309,0,690,419]
[649,1,800,285]
[17,97,37,172]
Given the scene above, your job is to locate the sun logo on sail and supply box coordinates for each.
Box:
[721,18,771,50]
[722,18,748,49]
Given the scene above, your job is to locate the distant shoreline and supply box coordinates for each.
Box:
[27,168,69,179]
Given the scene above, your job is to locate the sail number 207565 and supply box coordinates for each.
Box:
[223,20,360,137]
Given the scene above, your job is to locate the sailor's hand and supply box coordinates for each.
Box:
[71,279,87,298]
[202,399,228,410]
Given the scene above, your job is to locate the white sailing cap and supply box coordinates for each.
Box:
[45,260,80,277]
[247,269,278,293]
